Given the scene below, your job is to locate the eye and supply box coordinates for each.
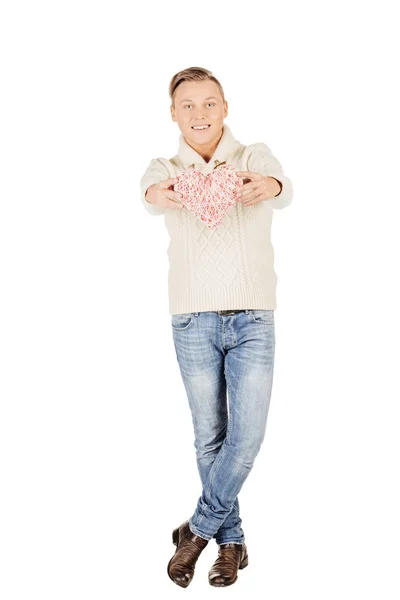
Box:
[184,104,192,109]
[207,103,215,107]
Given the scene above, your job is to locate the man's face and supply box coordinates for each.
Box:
[170,80,228,149]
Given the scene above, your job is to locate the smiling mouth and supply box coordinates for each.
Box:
[192,125,211,130]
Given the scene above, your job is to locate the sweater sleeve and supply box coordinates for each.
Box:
[140,158,170,216]
[246,143,293,209]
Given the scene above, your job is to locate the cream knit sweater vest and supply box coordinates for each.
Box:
[140,124,293,315]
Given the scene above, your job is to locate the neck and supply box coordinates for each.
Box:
[185,128,224,163]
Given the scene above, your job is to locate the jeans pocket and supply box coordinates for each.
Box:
[250,309,274,324]
[171,313,194,331]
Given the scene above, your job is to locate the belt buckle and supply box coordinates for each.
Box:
[218,309,240,316]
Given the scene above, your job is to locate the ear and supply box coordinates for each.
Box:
[170,105,176,122]
[224,100,228,118]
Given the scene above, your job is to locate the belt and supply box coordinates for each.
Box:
[217,309,245,315]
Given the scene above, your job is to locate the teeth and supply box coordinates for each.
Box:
[192,125,210,130]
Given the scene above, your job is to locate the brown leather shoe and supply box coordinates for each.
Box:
[208,542,249,587]
[167,520,209,588]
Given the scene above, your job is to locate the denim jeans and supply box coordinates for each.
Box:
[171,309,275,545]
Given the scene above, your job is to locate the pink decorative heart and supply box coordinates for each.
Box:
[173,164,243,230]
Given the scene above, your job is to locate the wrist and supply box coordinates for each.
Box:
[145,186,153,204]
[269,177,282,197]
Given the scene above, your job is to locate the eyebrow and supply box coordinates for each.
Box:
[180,96,218,104]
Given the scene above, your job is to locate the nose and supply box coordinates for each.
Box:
[194,108,206,120]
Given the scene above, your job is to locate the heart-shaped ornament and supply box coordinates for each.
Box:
[173,164,243,230]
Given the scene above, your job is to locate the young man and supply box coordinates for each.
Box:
[140,67,293,588]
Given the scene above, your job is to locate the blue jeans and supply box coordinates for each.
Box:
[171,309,275,545]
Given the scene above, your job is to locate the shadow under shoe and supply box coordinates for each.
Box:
[208,542,249,587]
[167,520,209,588]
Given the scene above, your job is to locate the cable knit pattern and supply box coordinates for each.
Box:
[140,124,293,315]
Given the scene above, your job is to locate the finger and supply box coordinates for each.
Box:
[236,171,257,178]
[160,177,179,188]
[236,171,263,180]
[236,172,253,181]
[237,185,258,202]
[241,187,262,202]
[166,199,185,210]
[240,182,258,192]
[165,190,183,202]
[164,195,185,208]
[243,193,262,204]
[243,193,264,206]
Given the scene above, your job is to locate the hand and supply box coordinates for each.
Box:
[145,177,185,210]
[235,171,282,206]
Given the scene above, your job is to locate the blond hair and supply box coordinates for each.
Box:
[169,67,225,107]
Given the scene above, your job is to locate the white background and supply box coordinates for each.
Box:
[1,0,399,598]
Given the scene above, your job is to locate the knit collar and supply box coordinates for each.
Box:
[177,123,242,171]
